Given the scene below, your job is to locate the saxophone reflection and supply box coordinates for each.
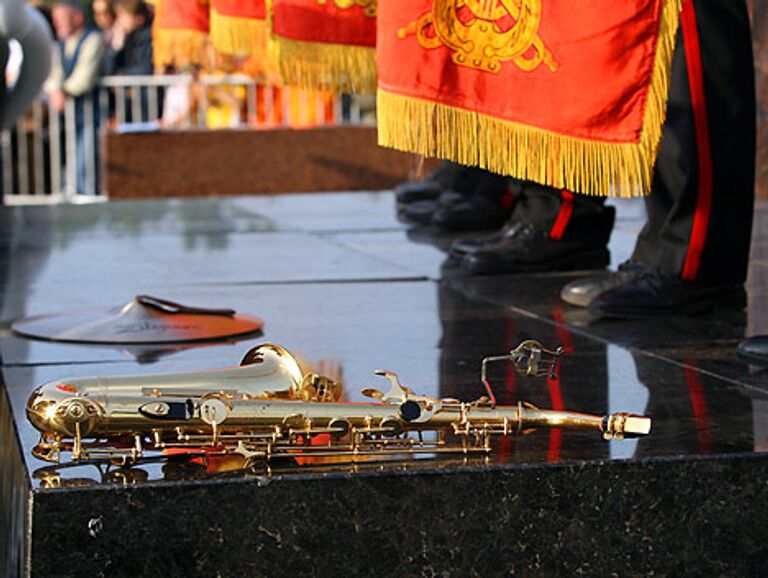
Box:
[27,341,651,469]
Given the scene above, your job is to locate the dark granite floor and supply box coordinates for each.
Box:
[3,192,768,576]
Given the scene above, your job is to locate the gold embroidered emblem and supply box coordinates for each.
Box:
[399,0,557,74]
[317,0,377,17]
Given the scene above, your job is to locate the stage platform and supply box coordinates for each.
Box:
[2,192,768,576]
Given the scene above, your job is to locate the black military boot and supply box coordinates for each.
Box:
[460,194,615,274]
[588,268,746,318]
[398,166,516,231]
[560,260,651,307]
[449,220,528,259]
[737,336,768,365]
[394,161,466,204]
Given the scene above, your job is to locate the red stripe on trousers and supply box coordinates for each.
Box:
[680,0,714,281]
[546,308,572,463]
[683,361,712,454]
[546,367,564,463]
[549,190,574,240]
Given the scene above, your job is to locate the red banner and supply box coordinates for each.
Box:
[271,0,378,92]
[157,0,210,31]
[377,0,683,196]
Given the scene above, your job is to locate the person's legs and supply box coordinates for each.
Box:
[74,125,85,195]
[631,0,755,284]
[73,97,101,196]
[570,0,755,316]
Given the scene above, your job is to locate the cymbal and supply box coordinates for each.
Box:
[11,295,264,344]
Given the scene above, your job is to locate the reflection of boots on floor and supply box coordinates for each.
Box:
[395,161,517,231]
[454,184,615,275]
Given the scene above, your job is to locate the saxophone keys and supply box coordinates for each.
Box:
[198,395,231,425]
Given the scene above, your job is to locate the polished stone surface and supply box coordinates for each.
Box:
[2,192,768,576]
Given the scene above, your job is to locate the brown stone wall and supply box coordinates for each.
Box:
[105,126,423,199]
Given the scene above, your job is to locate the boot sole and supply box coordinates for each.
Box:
[462,248,610,275]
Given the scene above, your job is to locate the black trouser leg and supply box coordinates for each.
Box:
[632,0,756,284]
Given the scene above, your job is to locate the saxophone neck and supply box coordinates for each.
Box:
[409,401,651,440]
[511,403,652,440]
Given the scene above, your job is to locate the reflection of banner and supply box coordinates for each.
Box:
[153,0,210,68]
[377,0,683,197]
[210,0,268,57]
[271,0,377,93]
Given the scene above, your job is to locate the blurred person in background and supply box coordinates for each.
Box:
[92,0,115,49]
[45,0,104,195]
[104,0,152,76]
[102,0,154,123]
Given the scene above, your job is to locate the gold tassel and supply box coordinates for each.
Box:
[209,8,270,57]
[377,0,683,197]
[153,29,209,69]
[270,35,377,94]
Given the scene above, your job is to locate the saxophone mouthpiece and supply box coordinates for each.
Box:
[623,415,652,437]
[602,413,652,440]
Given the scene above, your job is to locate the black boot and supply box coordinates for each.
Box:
[397,199,440,225]
[588,268,746,318]
[398,166,516,231]
[394,161,465,204]
[430,188,513,231]
[737,336,768,365]
[449,221,527,259]
[460,203,615,275]
[560,260,651,307]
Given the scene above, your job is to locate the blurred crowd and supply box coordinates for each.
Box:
[8,0,346,132]
[30,0,230,129]
[2,0,350,197]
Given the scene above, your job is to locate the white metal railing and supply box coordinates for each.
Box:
[1,74,374,205]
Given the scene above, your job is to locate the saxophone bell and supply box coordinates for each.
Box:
[26,343,342,463]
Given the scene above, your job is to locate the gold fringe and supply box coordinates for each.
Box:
[153,29,209,69]
[209,8,270,57]
[377,0,682,197]
[271,35,377,94]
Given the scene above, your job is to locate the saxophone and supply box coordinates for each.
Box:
[26,341,650,467]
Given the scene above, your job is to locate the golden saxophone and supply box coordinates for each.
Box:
[27,341,651,467]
